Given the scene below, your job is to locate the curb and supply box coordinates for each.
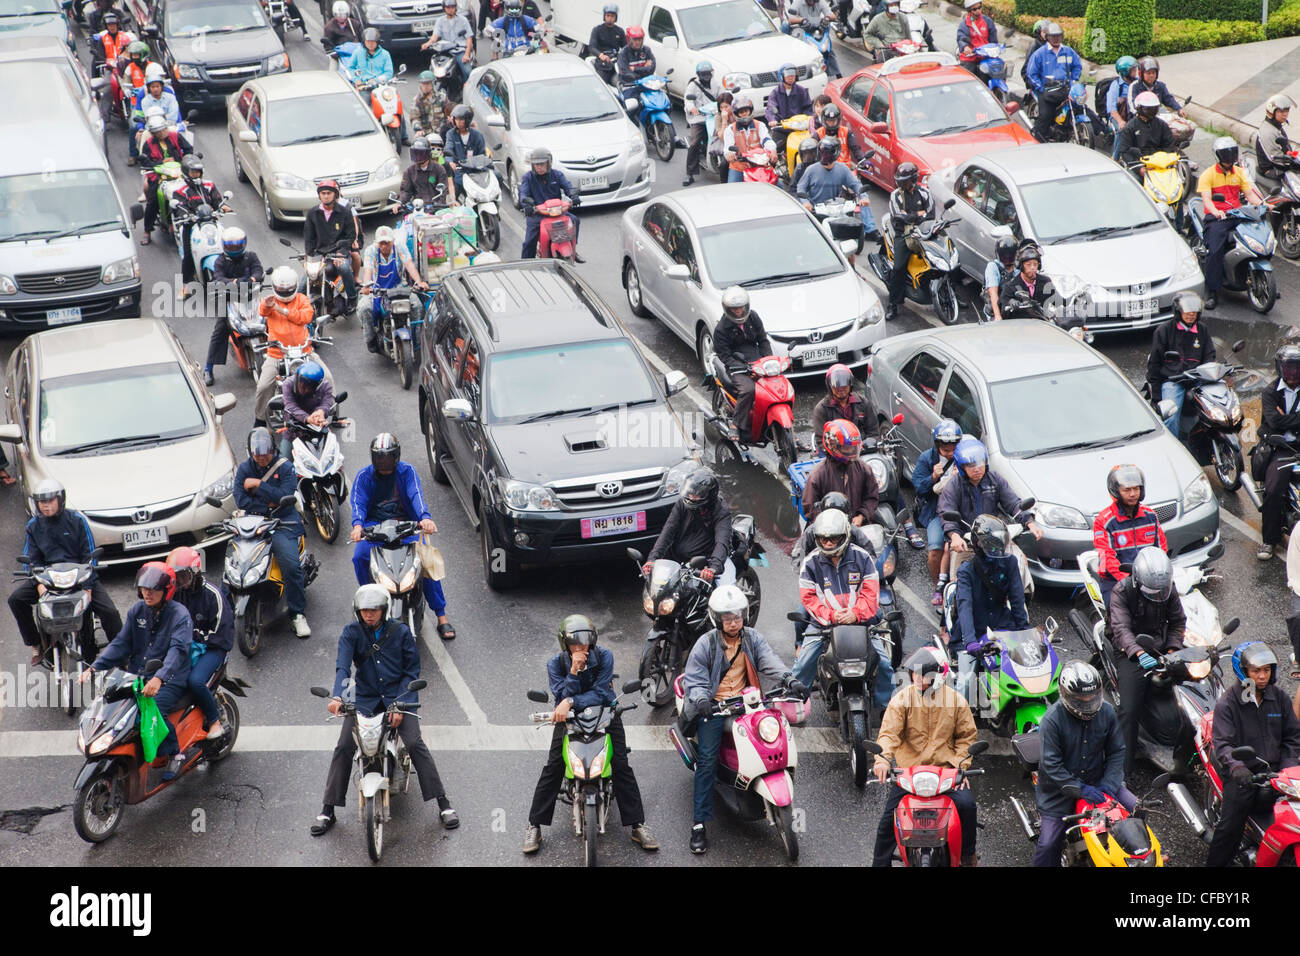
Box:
[1184,102,1259,146]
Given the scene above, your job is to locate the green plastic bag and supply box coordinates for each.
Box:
[134,677,169,764]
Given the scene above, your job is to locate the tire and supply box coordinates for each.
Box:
[638,639,674,707]
[506,163,521,210]
[737,567,762,627]
[773,423,797,474]
[1277,208,1300,259]
[1247,268,1277,313]
[1212,437,1243,492]
[933,276,960,326]
[583,799,599,868]
[261,184,281,231]
[479,501,519,590]
[624,260,649,318]
[364,794,383,862]
[776,802,799,861]
[1069,608,1098,655]
[479,210,500,251]
[1074,121,1094,151]
[695,324,715,376]
[207,691,240,762]
[242,342,261,385]
[850,711,869,788]
[312,483,340,543]
[232,139,249,183]
[389,124,402,156]
[73,764,126,843]
[396,335,414,391]
[652,120,675,162]
[424,405,450,485]
[235,606,261,658]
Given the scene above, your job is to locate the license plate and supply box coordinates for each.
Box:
[123,526,169,551]
[579,175,609,192]
[580,510,646,539]
[799,345,838,365]
[1124,298,1157,317]
[46,307,82,326]
[410,16,438,31]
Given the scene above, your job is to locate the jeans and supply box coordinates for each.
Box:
[1033,785,1137,865]
[792,629,895,710]
[692,713,730,823]
[152,679,190,758]
[873,782,977,865]
[323,711,446,805]
[1161,380,1187,437]
[352,538,447,615]
[188,647,227,725]
[527,718,645,826]
[859,203,877,238]
[1202,215,1236,293]
[925,515,945,550]
[271,525,308,616]
[727,168,745,183]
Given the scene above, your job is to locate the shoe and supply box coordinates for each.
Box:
[126,156,137,167]
[631,823,659,850]
[724,422,740,442]
[292,614,312,638]
[440,807,460,829]
[161,754,184,782]
[961,854,979,867]
[1204,293,1217,310]
[365,339,381,354]
[310,811,336,836]
[1290,653,1300,680]
[690,823,708,854]
[1257,543,1275,560]
[139,233,151,246]
[522,824,542,853]
[682,175,694,187]
[572,252,586,264]
[884,303,899,321]
[931,589,943,607]
[203,368,214,386]
[204,721,225,741]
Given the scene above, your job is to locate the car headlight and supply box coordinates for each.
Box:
[757,715,781,743]
[263,53,290,73]
[1035,501,1090,530]
[838,661,867,678]
[375,157,400,181]
[498,478,557,511]
[812,57,826,74]
[0,275,15,295]
[629,136,647,160]
[663,459,695,497]
[722,72,752,91]
[102,255,139,285]
[657,596,677,615]
[174,63,201,81]
[201,470,234,502]
[365,3,394,17]
[911,770,941,797]
[1183,473,1212,511]
[587,749,607,777]
[567,746,586,779]
[1173,253,1202,282]
[857,300,884,327]
[273,171,314,193]
[1052,271,1084,299]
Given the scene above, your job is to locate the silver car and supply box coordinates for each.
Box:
[867,320,1220,587]
[929,143,1205,333]
[463,53,653,209]
[620,183,885,377]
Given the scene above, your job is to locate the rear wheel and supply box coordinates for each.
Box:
[624,261,649,318]
[737,567,762,627]
[1211,437,1243,491]
[652,120,675,162]
[583,799,599,867]
[207,691,240,762]
[364,794,384,862]
[395,335,415,391]
[638,639,674,707]
[776,802,799,861]
[1277,208,1300,259]
[1247,269,1277,313]
[73,764,126,843]
[850,711,869,789]
[312,483,340,543]
[1074,121,1094,151]
[479,210,500,251]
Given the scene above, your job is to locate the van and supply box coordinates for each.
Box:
[0,37,107,152]
[0,62,141,332]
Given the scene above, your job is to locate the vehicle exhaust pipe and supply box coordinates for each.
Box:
[1009,794,1037,842]
[1242,478,1264,511]
[1167,781,1209,840]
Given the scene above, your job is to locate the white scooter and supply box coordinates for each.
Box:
[172,194,234,290]
[458,153,501,252]
[938,502,1037,638]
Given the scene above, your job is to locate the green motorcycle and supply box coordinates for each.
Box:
[938,619,1063,735]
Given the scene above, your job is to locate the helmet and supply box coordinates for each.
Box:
[799,136,819,162]
[410,136,430,163]
[1015,242,1042,268]
[181,154,204,180]
[602,2,619,15]
[1172,289,1202,319]
[626,25,644,40]
[418,69,435,83]
[1058,660,1103,720]
[1115,55,1137,77]
[530,146,552,166]
[817,136,840,161]
[31,478,66,514]
[166,546,203,589]
[135,562,176,601]
[144,63,166,85]
[1213,135,1239,166]
[904,645,950,683]
[426,132,443,149]
[819,491,851,514]
[221,226,246,257]
[362,26,380,42]
[825,363,854,394]
[820,103,841,127]
[247,426,275,458]
[332,0,349,16]
[1231,641,1277,685]
[1132,546,1174,603]
[103,11,119,25]
[452,104,472,123]
[1275,344,1300,381]
[505,0,522,15]
[316,178,339,196]
[375,224,396,243]
[953,436,987,469]
[733,94,754,115]
[681,468,719,511]
[557,613,599,654]
[370,432,401,470]
[780,61,797,79]
[1045,20,1063,37]
[1138,55,1158,75]
[721,285,749,320]
[696,60,713,77]
[971,514,1009,557]
[894,162,919,188]
[270,265,298,300]
[1266,93,1295,117]
[963,0,981,7]
[352,583,391,627]
[1032,18,1047,34]
[145,112,168,133]
[1134,89,1160,120]
[995,235,1017,265]
[1101,464,1144,503]
[932,418,961,448]
[822,419,862,463]
[811,508,851,559]
[708,584,749,629]
[297,361,325,391]
[127,39,149,58]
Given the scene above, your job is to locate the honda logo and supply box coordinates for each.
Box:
[1133,282,1149,296]
[808,330,824,344]
[597,481,622,499]
[132,509,152,524]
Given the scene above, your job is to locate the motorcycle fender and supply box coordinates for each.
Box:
[754,770,794,808]
[233,593,252,618]
[1015,701,1048,734]
[201,253,221,271]
[648,110,672,127]
[1218,431,1242,452]
[75,757,120,791]
[394,326,412,341]
[766,402,795,430]
[360,771,389,799]
[842,693,867,714]
[1248,258,1274,273]
[479,202,498,216]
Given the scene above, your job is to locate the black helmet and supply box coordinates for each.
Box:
[247,426,275,458]
[971,514,1009,558]
[1276,343,1300,381]
[1058,660,1103,720]
[557,613,598,654]
[820,103,841,129]
[819,491,851,514]
[370,432,401,470]
[452,104,472,123]
[895,162,919,188]
[681,468,719,511]
[1132,546,1174,603]
[817,136,839,161]
[181,154,204,181]
[1172,289,1202,319]
[995,235,1017,265]
[799,136,819,162]
[1106,463,1145,502]
[410,136,430,163]
[1015,242,1042,268]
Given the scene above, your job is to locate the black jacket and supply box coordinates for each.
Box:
[303,203,357,256]
[587,21,625,55]
[173,580,235,654]
[616,44,655,85]
[93,599,193,686]
[712,313,772,369]
[323,15,363,50]
[1105,575,1185,658]
[213,251,264,284]
[1212,680,1300,776]
[810,391,878,451]
[648,499,734,574]
[1146,317,1215,392]
[233,455,301,525]
[1117,115,1175,166]
[1255,116,1299,182]
[332,618,420,716]
[888,183,935,230]
[1035,699,1126,815]
[23,510,99,588]
[999,271,1057,315]
[1261,376,1300,440]
[398,160,450,206]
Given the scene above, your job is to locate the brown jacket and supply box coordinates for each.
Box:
[802,456,879,524]
[876,681,978,770]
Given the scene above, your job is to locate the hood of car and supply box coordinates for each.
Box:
[706,33,821,73]
[0,16,66,42]
[167,27,284,63]
[37,433,233,512]
[1040,227,1183,287]
[525,117,636,160]
[908,126,1034,177]
[488,407,690,484]
[746,269,868,332]
[266,133,396,180]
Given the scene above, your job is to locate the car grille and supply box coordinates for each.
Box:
[206,63,261,79]
[316,171,369,189]
[391,2,445,18]
[769,322,854,349]
[561,153,620,172]
[1150,500,1177,524]
[83,496,193,527]
[550,467,666,510]
[17,268,102,295]
[1104,277,1172,297]
[752,64,813,86]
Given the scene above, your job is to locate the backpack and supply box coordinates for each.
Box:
[1094,76,1117,116]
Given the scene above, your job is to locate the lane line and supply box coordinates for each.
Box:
[419,622,491,726]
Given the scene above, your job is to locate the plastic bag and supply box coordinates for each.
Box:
[415,532,445,581]
[134,678,169,764]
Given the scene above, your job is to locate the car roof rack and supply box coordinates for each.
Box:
[876,51,957,76]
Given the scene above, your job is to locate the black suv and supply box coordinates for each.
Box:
[419,259,697,590]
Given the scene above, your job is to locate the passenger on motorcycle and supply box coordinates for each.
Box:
[1127,56,1185,118]
[90,12,134,68]
[522,615,658,854]
[723,94,776,183]
[358,225,429,354]
[938,436,1042,555]
[864,0,908,58]
[519,147,582,260]
[131,64,181,162]
[912,419,962,605]
[803,419,880,525]
[1020,18,1048,91]
[1032,660,1136,866]
[1254,93,1299,194]
[1204,642,1300,865]
[1256,345,1300,561]
[644,468,735,586]
[588,3,626,87]
[135,117,189,231]
[204,228,264,385]
[956,0,997,79]
[884,162,934,320]
[713,286,772,441]
[349,433,456,641]
[811,364,878,448]
[998,242,1057,319]
[1092,464,1167,607]
[616,24,655,103]
[444,104,487,196]
[120,39,151,98]
[303,180,359,309]
[683,61,718,186]
[1145,290,1215,437]
[411,71,446,136]
[679,585,804,854]
[280,360,335,457]
[322,0,363,50]
[167,546,234,742]
[175,155,231,290]
[789,135,819,194]
[1197,137,1264,310]
[814,104,878,239]
[872,646,979,866]
[9,480,122,667]
[951,514,1028,660]
[254,267,333,426]
[491,0,542,55]
[311,584,459,837]
[784,0,840,77]
[1106,55,1138,159]
[1116,90,1174,169]
[420,0,475,82]
[1025,22,1081,143]
[983,235,1017,320]
[343,28,394,87]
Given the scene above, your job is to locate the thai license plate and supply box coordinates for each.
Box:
[46,307,82,326]
[580,510,646,539]
[410,17,439,31]
[123,526,169,551]
[1124,298,1157,318]
[800,345,837,365]
[579,175,609,192]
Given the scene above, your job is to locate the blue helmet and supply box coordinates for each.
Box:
[780,62,797,78]
[932,418,961,446]
[1231,641,1277,685]
[696,60,713,76]
[298,361,325,389]
[953,436,987,469]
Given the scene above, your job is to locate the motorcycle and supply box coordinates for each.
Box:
[280,237,351,323]
[459,153,501,252]
[972,42,1013,104]
[73,661,246,842]
[361,519,429,638]
[868,197,962,325]
[1185,196,1277,313]
[256,337,334,440]
[15,551,103,716]
[943,621,1063,736]
[224,282,266,385]
[1130,151,1196,228]
[865,738,989,865]
[738,148,779,185]
[1256,432,1300,534]
[1039,78,1098,149]
[138,159,186,235]
[428,39,468,102]
[279,391,350,543]
[790,22,842,75]
[371,284,423,390]
[525,679,644,867]
[584,46,620,86]
[705,353,797,472]
[339,56,407,153]
[1255,150,1300,259]
[262,0,306,40]
[309,680,426,862]
[625,73,677,163]
[485,20,548,58]
[700,98,727,179]
[170,196,234,291]
[938,501,1037,619]
[535,197,578,261]
[774,113,813,186]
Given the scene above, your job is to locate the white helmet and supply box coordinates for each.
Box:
[271,266,299,300]
[375,224,396,243]
[332,0,349,16]
[352,583,390,626]
[144,63,166,85]
[963,0,980,7]
[145,113,168,133]
[721,285,749,321]
[1266,93,1295,116]
[810,508,851,558]
[707,584,749,630]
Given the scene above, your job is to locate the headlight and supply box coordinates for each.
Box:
[273,172,314,192]
[1205,404,1229,424]
[373,568,398,592]
[881,551,896,579]
[174,63,201,81]
[295,452,321,477]
[263,53,290,73]
[629,137,647,160]
[838,661,868,678]
[663,459,695,497]
[1052,271,1084,299]
[498,478,557,512]
[1035,501,1090,530]
[88,732,115,756]
[102,255,139,285]
[722,72,752,91]
[1277,777,1300,799]
[642,595,655,614]
[567,746,586,779]
[201,470,234,502]
[657,596,677,615]
[857,300,884,327]
[1241,232,1268,255]
[1265,230,1277,255]
[1183,473,1212,511]
[47,567,80,589]
[0,275,15,295]
[375,157,400,181]
[757,715,781,743]
[1173,253,1202,282]
[243,561,268,587]
[365,3,394,16]
[587,749,607,777]
[867,458,888,488]
[398,566,420,592]
[911,770,941,797]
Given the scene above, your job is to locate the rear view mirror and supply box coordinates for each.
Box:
[868,121,889,136]
[442,398,474,421]
[16,553,31,566]
[891,412,904,425]
[1005,100,1020,115]
[526,689,549,703]
[1231,745,1256,762]
[1062,783,1082,800]
[1223,617,1240,635]
[885,610,904,623]
[1135,633,1160,653]
[622,679,642,694]
[941,510,961,523]
[335,390,349,403]
[1017,497,1036,511]
[687,555,708,569]
[1232,339,1246,352]
[1164,350,1182,362]
[213,392,237,415]
[1158,399,1179,421]
[943,198,956,210]
[862,740,883,756]
[407,679,427,692]
[0,423,21,444]
[661,34,678,49]
[787,609,810,623]
[309,686,331,698]
[664,370,688,396]
[626,548,643,563]
[839,239,858,255]
[204,495,223,508]
[486,114,506,128]
[663,263,690,280]
[968,740,990,757]
[129,202,144,223]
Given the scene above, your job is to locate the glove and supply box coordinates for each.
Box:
[965,640,988,656]
[522,202,536,216]
[1079,784,1107,804]
[1137,652,1160,671]
[1231,764,1254,786]
[786,678,809,700]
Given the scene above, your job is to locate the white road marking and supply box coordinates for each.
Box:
[419,621,491,726]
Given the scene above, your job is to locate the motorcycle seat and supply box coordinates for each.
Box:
[1086,557,1100,581]
[709,354,734,387]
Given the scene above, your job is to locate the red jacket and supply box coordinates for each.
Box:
[1092,500,1167,581]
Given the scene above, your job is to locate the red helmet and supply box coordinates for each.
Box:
[135,561,176,601]
[825,363,855,393]
[822,418,862,463]
[316,179,340,195]
[626,25,644,39]
[166,546,203,588]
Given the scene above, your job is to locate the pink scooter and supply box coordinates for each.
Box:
[536,197,577,261]
[669,674,808,860]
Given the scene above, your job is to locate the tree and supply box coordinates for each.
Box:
[1083,0,1155,60]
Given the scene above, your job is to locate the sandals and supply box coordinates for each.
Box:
[0,469,15,486]
[437,620,456,641]
[440,807,460,829]
[310,813,336,837]
[906,526,926,550]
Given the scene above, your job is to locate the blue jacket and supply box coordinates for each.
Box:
[92,599,193,686]
[491,13,540,52]
[911,448,957,528]
[682,627,790,706]
[23,509,99,588]
[519,168,578,217]
[444,126,486,167]
[344,45,394,84]
[938,468,1031,539]
[1026,42,1082,93]
[350,460,430,528]
[546,645,616,710]
[332,618,420,716]
[1035,699,1126,816]
[233,455,301,526]
[953,552,1028,649]
[174,580,235,654]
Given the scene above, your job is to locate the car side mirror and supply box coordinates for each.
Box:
[868,121,889,135]
[239,130,258,143]
[526,689,549,703]
[442,398,475,421]
[486,113,505,128]
[839,239,857,255]
[91,76,107,91]
[662,34,678,49]
[1223,617,1240,635]
[1005,100,1019,115]
[142,23,159,37]
[990,223,1012,239]
[664,370,688,396]
[1017,497,1036,512]
[212,392,237,415]
[663,263,691,280]
[1157,398,1178,421]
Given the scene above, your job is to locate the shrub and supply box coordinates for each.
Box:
[1083,0,1155,59]
[1154,0,1276,21]
[1015,0,1087,16]
[1265,1,1300,37]
[1148,17,1264,52]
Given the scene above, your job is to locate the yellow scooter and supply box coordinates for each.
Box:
[1130,150,1196,229]
[775,114,813,185]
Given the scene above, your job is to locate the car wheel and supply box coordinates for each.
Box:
[262,185,281,231]
[506,162,521,211]
[695,324,714,376]
[624,260,649,317]
[479,501,519,590]
[231,139,249,183]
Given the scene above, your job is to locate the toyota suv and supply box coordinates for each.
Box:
[418,259,697,590]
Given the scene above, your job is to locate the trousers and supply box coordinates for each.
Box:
[872,782,977,865]
[1033,785,1136,865]
[1261,452,1294,545]
[1205,777,1277,866]
[352,539,447,615]
[527,717,645,826]
[8,580,121,662]
[323,711,447,805]
[1202,215,1237,293]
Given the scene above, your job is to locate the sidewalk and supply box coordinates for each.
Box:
[1155,37,1300,143]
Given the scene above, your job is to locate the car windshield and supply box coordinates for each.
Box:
[989,365,1158,457]
[267,92,376,146]
[39,362,206,455]
[1020,171,1164,243]
[679,0,776,48]
[515,75,621,128]
[0,0,59,15]
[698,214,842,287]
[894,79,1008,137]
[0,170,126,242]
[486,340,657,424]
[165,0,268,33]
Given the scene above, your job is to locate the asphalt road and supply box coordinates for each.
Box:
[0,5,1296,868]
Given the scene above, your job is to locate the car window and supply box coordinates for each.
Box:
[894,79,1005,137]
[662,209,698,280]
[940,370,982,440]
[983,173,1017,227]
[642,203,672,250]
[989,365,1158,457]
[647,5,676,41]
[900,350,948,407]
[248,94,261,137]
[460,335,481,407]
[492,79,510,118]
[955,166,986,211]
[843,76,872,115]
[476,69,499,103]
[435,302,470,380]
[164,0,267,34]
[16,350,30,436]
[38,362,205,454]
[866,82,890,125]
[237,88,253,119]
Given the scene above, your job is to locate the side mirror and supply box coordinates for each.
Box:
[129,202,144,223]
[222,190,234,202]
[142,23,159,37]
[990,223,1012,239]
[387,191,399,203]
[486,113,506,128]
[145,658,164,672]
[0,423,22,444]
[1223,617,1240,635]
[407,678,426,691]
[396,63,408,76]
[238,129,258,143]
[662,34,678,49]
[279,494,297,507]
[891,412,903,425]
[862,740,883,756]
[310,686,331,698]
[1150,772,1172,792]
[943,198,956,210]
[526,689,549,703]
[1206,541,1224,560]
[212,392,237,415]
[1232,339,1246,352]
[787,609,811,623]
[1017,497,1036,512]
[1231,745,1256,762]
[839,239,857,255]
[968,740,990,757]
[664,370,688,396]
[1135,633,1160,653]
[442,398,474,421]
[878,509,898,532]
[1268,434,1289,447]
[625,97,639,110]
[204,494,224,508]
[278,237,295,248]
[16,553,31,566]
[1062,783,1081,800]
[335,390,349,404]
[91,76,108,92]
[1164,350,1183,363]
[1158,398,1179,421]
[687,555,708,570]
[941,510,961,522]
[626,548,644,563]
[663,263,691,280]
[868,121,889,135]
[885,610,904,623]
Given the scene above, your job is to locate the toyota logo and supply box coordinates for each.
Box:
[132,509,152,524]
[413,2,426,10]
[587,154,597,164]
[54,276,67,286]
[597,481,622,498]
[808,330,824,344]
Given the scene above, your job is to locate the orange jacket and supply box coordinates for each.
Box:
[258,293,315,359]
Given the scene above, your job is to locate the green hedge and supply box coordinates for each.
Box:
[1083,0,1155,59]
[1266,1,1300,35]
[1014,0,1087,17]
[1154,0,1273,20]
[1148,17,1264,52]
[998,0,1300,49]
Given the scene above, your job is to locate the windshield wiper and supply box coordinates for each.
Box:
[1019,438,1109,458]
[531,114,614,127]
[697,36,747,49]
[585,398,657,416]
[1097,427,1156,447]
[280,133,349,145]
[42,219,123,241]
[2,229,60,241]
[1051,224,1143,243]
[518,407,592,423]
[919,125,968,137]
[739,271,808,288]
[0,10,54,14]
[52,434,163,456]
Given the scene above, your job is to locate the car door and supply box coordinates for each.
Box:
[937,364,984,443]
[646,6,683,95]
[861,80,896,188]
[430,296,479,503]
[889,347,950,464]
[475,69,509,154]
[658,207,705,339]
[948,164,987,279]
[632,202,673,320]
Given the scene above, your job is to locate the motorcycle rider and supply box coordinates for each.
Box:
[864,0,909,60]
[913,420,962,605]
[872,646,979,866]
[1033,660,1135,866]
[712,285,772,441]
[1288,530,1300,678]
[1106,55,1138,160]
[411,71,446,137]
[204,227,264,386]
[519,147,582,261]
[344,27,394,89]
[166,546,234,742]
[490,0,543,55]
[358,225,429,354]
[643,468,735,587]
[1093,464,1168,607]
[983,235,1017,320]
[254,267,333,427]
[951,514,1029,662]
[396,135,451,210]
[679,585,804,854]
[174,155,231,291]
[119,39,152,104]
[798,137,867,263]
[79,563,193,781]
[9,480,122,667]
[616,24,655,106]
[588,3,626,87]
[137,114,191,244]
[723,94,777,183]
[280,360,335,457]
[522,615,658,854]
[303,179,359,310]
[1025,22,1082,143]
[683,61,718,186]
[784,0,840,77]
[90,11,133,69]
[766,64,813,165]
[1020,18,1048,91]
[1127,56,1186,118]
[1256,344,1300,561]
[998,242,1057,319]
[322,0,362,51]
[420,0,474,85]
[956,0,998,81]
[884,161,934,321]
[1116,90,1175,169]
[939,436,1043,569]
[130,64,181,165]
[802,420,880,525]
[811,364,878,449]
[1145,290,1215,437]
[1205,641,1300,865]
[1197,136,1264,311]
[1254,94,1299,194]
[310,584,459,837]
[444,104,487,196]
[349,433,456,641]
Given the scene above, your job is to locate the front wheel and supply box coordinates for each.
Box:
[1277,208,1300,259]
[1211,436,1243,491]
[850,711,869,788]
[395,335,415,391]
[235,606,261,658]
[776,802,799,861]
[1247,268,1277,313]
[583,799,599,867]
[652,120,675,162]
[736,567,762,627]
[73,764,126,843]
[364,794,384,862]
[932,276,960,326]
[772,423,797,474]
[1074,120,1094,151]
[638,639,674,707]
[312,483,340,543]
[206,691,240,762]
[479,210,500,251]
[624,260,649,318]
[480,502,520,591]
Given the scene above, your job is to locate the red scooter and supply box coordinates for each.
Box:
[865,739,987,866]
[740,149,778,185]
[706,353,797,471]
[536,197,578,261]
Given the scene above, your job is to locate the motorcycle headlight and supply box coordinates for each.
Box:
[1174,252,1202,282]
[1276,777,1300,799]
[657,596,677,615]
[0,275,16,295]
[365,3,394,16]
[757,715,781,743]
[857,300,884,327]
[173,63,201,81]
[642,594,655,614]
[1205,403,1229,424]
[1241,231,1268,255]
[911,770,940,797]
[880,550,896,579]
[243,559,269,587]
[1183,473,1212,511]
[375,157,400,181]
[498,478,557,512]
[722,72,753,92]
[88,732,115,756]
[567,746,587,779]
[201,470,234,503]
[102,255,139,285]
[1265,230,1278,255]
[587,749,607,777]
[838,661,868,679]
[47,567,80,589]
[663,459,696,497]
[867,458,888,488]
[373,567,398,593]
[263,53,290,73]
[273,172,314,193]
[294,450,322,477]
[398,566,420,592]
[1035,501,1089,530]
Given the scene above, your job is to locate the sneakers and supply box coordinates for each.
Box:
[203,367,215,386]
[204,721,225,742]
[690,823,708,854]
[440,807,460,829]
[522,824,542,854]
[1257,543,1275,561]
[161,754,184,782]
[631,823,659,850]
[292,614,312,638]
[682,175,695,187]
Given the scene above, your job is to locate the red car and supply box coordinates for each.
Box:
[827,52,1035,191]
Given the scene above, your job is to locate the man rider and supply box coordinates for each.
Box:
[1093,464,1167,607]
[872,646,979,866]
[137,116,190,243]
[864,0,909,60]
[803,420,880,526]
[254,267,334,427]
[1127,56,1186,118]
[323,0,362,51]
[358,224,429,354]
[811,364,878,450]
[798,137,866,263]
[205,227,264,386]
[522,615,658,854]
[396,135,450,210]
[491,0,542,55]
[588,3,626,87]
[1197,136,1264,310]
[784,0,840,77]
[303,179,359,309]
[280,360,335,457]
[722,94,776,184]
[884,162,934,321]
[9,480,122,667]
[951,515,1029,664]
[1020,19,1048,91]
[644,468,736,587]
[1254,94,1299,194]
[956,0,997,78]
[815,103,877,242]
[119,40,152,105]
[616,24,655,105]
[130,64,181,166]
[411,71,446,138]
[712,285,772,442]
[1106,56,1138,160]
[1025,22,1082,143]
[766,64,813,163]
[984,235,1017,321]
[1116,90,1175,169]
[91,12,133,70]
[683,61,718,187]
[166,546,234,742]
[789,136,820,195]
[680,585,805,854]
[420,0,474,85]
[444,105,487,198]
[1256,345,1300,562]
[519,147,582,261]
[350,433,456,641]
[344,27,394,88]
[1145,290,1215,437]
[913,420,962,606]
[311,585,459,836]
[998,242,1057,319]
[174,155,231,291]
[1205,642,1300,865]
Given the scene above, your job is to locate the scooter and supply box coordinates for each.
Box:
[256,337,333,439]
[1131,151,1196,228]
[525,679,644,867]
[224,282,266,385]
[669,677,807,860]
[1254,432,1300,533]
[171,196,234,291]
[535,197,577,261]
[338,56,407,153]
[790,22,841,76]
[281,237,351,323]
[626,73,677,163]
[700,98,727,179]
[739,149,779,185]
[774,113,813,185]
[972,42,1013,104]
[15,551,103,716]
[262,0,306,40]
[585,46,619,86]
[371,285,423,390]
[944,621,1063,735]
[1185,196,1278,313]
[281,391,349,544]
[866,738,989,865]
[1255,150,1300,259]
[73,660,246,842]
[309,680,426,862]
[869,198,962,325]
[428,39,468,102]
[361,519,428,638]
[704,354,797,472]
[459,153,501,252]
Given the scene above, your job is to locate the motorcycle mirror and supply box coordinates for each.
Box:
[278,237,295,248]
[213,392,237,416]
[626,547,643,563]
[687,555,708,570]
[941,510,962,523]
[278,494,297,507]
[1163,350,1182,363]
[222,190,233,202]
[787,609,810,623]
[407,679,427,692]
[968,740,990,757]
[885,610,904,623]
[1206,541,1224,560]
[1230,745,1256,762]
[1118,563,1133,574]
[334,390,348,404]
[129,202,144,223]
[1223,617,1240,635]
[204,494,223,508]
[1267,434,1288,447]
[1211,193,1225,203]
[862,740,883,756]
[396,62,407,76]
[526,689,549,703]
[15,553,30,566]
[1232,339,1246,352]
[891,412,904,424]
[145,658,164,673]
[1135,633,1159,653]
[1150,772,1171,792]
[622,679,643,694]
[943,198,956,210]
[309,686,331,698]
[1017,497,1036,511]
